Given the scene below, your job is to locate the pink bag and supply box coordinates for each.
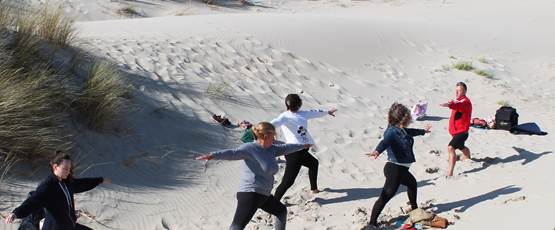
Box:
[411,102,428,121]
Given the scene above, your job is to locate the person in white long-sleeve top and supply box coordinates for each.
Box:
[271,94,337,200]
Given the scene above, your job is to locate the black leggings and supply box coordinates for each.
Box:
[370,162,418,224]
[230,192,287,230]
[274,148,319,200]
[75,223,94,230]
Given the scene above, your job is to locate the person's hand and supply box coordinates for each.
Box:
[303,144,312,149]
[4,213,16,224]
[328,108,338,117]
[440,100,453,107]
[424,124,432,133]
[102,178,112,184]
[196,153,214,161]
[366,151,380,159]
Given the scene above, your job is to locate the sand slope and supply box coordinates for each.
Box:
[1,0,554,229]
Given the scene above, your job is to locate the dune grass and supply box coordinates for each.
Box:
[474,69,494,78]
[452,61,474,71]
[78,62,132,131]
[452,61,494,78]
[117,6,144,18]
[0,0,13,29]
[0,66,72,158]
[35,4,76,47]
[0,1,132,182]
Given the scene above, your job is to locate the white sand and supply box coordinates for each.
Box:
[2,0,554,229]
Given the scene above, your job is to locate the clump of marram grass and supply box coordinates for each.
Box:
[35,4,76,47]
[4,3,75,57]
[117,6,143,17]
[474,69,494,78]
[0,151,18,184]
[0,65,72,159]
[8,12,41,64]
[452,60,494,78]
[78,62,132,132]
[206,81,230,98]
[0,0,13,29]
[478,57,488,64]
[452,61,474,71]
[0,1,133,179]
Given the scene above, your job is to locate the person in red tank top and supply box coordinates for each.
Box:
[440,82,472,177]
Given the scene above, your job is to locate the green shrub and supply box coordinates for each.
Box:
[474,69,494,78]
[452,62,474,71]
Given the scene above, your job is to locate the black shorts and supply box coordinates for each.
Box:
[449,133,469,150]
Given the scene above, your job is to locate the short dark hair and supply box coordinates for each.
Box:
[285,94,302,112]
[388,103,411,126]
[50,151,71,165]
[456,82,467,92]
[50,150,74,180]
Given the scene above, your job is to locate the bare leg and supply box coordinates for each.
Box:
[461,147,471,160]
[447,145,457,177]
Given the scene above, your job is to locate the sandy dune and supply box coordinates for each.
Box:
[1,0,554,229]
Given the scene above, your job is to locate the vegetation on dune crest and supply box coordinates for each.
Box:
[0,1,132,183]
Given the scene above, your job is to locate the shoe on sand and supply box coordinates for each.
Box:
[212,114,231,126]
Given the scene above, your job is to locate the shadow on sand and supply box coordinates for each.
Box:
[464,147,552,174]
[434,185,521,213]
[314,179,435,206]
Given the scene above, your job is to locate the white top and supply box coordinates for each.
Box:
[271,110,328,145]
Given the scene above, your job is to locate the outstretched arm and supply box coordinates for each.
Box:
[443,99,470,111]
[405,124,431,136]
[71,177,106,193]
[366,131,393,159]
[196,147,250,161]
[10,182,49,223]
[300,108,337,119]
[439,100,453,108]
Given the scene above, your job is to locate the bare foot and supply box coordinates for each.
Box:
[311,189,321,194]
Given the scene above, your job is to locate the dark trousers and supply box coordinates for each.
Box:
[75,223,94,230]
[274,148,319,200]
[370,162,418,224]
[229,192,287,230]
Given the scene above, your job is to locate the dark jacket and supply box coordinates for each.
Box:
[12,173,103,230]
[375,125,426,164]
[448,95,472,136]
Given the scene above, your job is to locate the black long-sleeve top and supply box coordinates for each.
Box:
[12,173,103,230]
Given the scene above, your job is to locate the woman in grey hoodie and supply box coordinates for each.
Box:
[196,122,310,230]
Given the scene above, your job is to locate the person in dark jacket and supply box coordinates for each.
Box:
[366,103,431,226]
[440,82,472,177]
[4,152,111,230]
